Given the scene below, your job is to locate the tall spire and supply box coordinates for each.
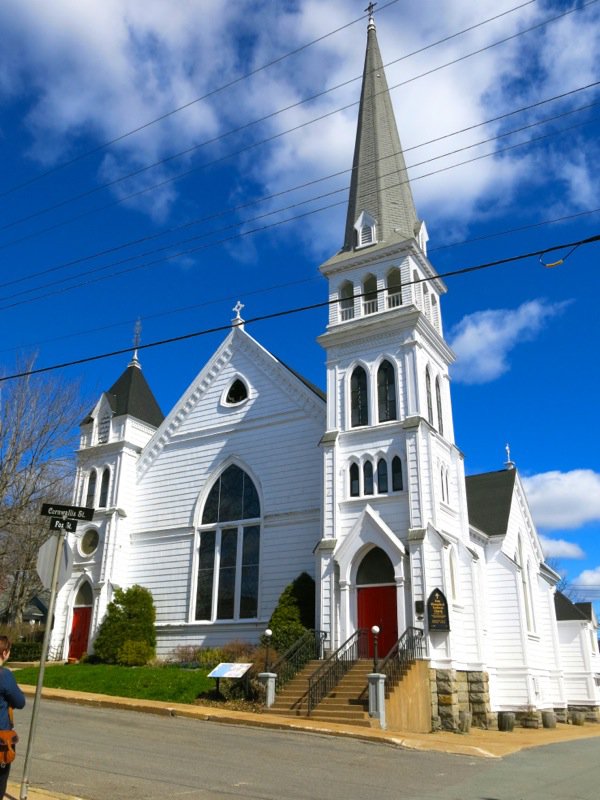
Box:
[343,13,419,252]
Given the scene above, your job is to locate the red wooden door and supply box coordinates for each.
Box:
[357,585,398,658]
[68,606,92,660]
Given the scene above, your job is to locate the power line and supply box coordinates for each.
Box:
[2,79,597,293]
[1,232,597,384]
[0,0,402,200]
[1,105,596,311]
[0,0,586,243]
[0,0,533,202]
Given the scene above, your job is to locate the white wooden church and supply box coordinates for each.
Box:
[51,13,599,729]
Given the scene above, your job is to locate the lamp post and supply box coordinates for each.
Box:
[371,625,380,673]
[264,628,273,672]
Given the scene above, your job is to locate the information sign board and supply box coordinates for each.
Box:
[427,588,450,632]
[208,663,252,679]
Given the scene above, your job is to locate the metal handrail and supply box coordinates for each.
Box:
[378,626,424,686]
[271,630,327,691]
[307,628,369,715]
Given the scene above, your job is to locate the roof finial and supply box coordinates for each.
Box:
[232,301,245,330]
[505,442,515,470]
[129,317,142,368]
[365,2,377,29]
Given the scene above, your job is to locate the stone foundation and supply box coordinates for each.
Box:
[567,705,600,723]
[430,669,493,731]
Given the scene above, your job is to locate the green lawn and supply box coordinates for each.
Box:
[16,663,214,704]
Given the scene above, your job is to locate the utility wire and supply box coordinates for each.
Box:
[0,0,402,200]
[1,105,596,311]
[2,79,597,292]
[0,0,586,241]
[1,232,597,384]
[0,0,533,201]
[4,203,599,360]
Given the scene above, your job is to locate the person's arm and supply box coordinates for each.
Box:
[2,671,25,710]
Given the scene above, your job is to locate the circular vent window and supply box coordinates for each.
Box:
[80,529,99,557]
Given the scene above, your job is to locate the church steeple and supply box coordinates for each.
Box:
[342,11,420,253]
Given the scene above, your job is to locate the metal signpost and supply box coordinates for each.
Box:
[19,503,94,800]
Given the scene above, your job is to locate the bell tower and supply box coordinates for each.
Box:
[316,10,469,651]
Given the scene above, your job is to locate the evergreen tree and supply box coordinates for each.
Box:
[93,584,156,664]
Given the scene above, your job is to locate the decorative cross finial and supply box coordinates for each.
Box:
[505,443,515,470]
[365,2,377,26]
[232,300,245,329]
[129,317,142,368]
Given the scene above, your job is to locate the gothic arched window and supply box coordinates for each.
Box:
[85,470,97,509]
[196,465,260,621]
[98,468,110,508]
[225,379,248,405]
[425,368,434,425]
[363,461,374,495]
[350,366,369,427]
[435,377,444,436]
[377,459,388,494]
[377,360,397,422]
[350,463,360,497]
[391,457,403,492]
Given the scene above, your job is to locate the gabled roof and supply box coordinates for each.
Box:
[555,591,589,621]
[465,469,516,537]
[342,17,419,253]
[575,602,594,622]
[83,360,164,428]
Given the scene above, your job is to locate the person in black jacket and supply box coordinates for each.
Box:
[0,636,26,799]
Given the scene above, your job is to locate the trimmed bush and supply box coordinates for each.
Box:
[267,572,315,654]
[117,640,155,667]
[93,585,156,665]
[9,641,43,661]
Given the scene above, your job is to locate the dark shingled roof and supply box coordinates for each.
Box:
[555,591,589,621]
[465,469,516,537]
[83,362,164,428]
[574,602,594,621]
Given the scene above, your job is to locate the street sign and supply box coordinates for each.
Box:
[36,535,74,592]
[49,517,78,532]
[40,503,94,522]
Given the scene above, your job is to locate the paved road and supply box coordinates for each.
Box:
[11,701,599,799]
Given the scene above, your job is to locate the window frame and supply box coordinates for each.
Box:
[350,365,369,428]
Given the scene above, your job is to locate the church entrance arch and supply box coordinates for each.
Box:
[356,547,398,658]
[68,581,93,661]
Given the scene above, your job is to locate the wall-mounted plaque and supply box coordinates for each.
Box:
[427,588,450,632]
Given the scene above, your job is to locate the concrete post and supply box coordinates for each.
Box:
[258,672,277,708]
[368,673,387,729]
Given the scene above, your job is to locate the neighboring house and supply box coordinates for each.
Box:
[554,592,600,719]
[50,12,597,729]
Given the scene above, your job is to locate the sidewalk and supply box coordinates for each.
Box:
[9,684,600,800]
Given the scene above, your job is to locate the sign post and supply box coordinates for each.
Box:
[19,503,93,800]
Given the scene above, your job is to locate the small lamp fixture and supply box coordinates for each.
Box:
[264,628,273,672]
[371,625,380,672]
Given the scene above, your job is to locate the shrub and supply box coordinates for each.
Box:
[9,641,43,661]
[93,585,156,664]
[267,572,315,654]
[117,640,155,667]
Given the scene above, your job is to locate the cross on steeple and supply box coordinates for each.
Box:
[365,2,377,23]
[232,300,245,329]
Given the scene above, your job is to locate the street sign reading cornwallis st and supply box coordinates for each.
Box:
[40,503,94,522]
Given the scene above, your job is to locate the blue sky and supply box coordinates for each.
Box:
[0,0,599,598]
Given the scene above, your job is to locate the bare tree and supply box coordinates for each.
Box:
[0,359,85,623]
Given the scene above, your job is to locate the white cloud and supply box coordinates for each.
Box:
[522,470,600,531]
[448,299,569,384]
[539,535,585,560]
[0,0,598,235]
[572,566,600,588]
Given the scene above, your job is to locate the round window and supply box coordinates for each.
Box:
[80,529,99,557]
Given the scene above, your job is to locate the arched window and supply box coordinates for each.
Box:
[363,461,374,495]
[391,457,403,491]
[350,463,360,497]
[362,274,378,315]
[425,368,434,425]
[350,366,369,427]
[435,377,444,436]
[356,547,395,585]
[85,470,97,509]
[377,459,388,494]
[98,468,110,508]
[196,465,260,621]
[449,547,459,601]
[74,581,93,607]
[339,281,354,321]
[386,268,402,308]
[225,379,248,404]
[377,360,397,422]
[98,413,111,444]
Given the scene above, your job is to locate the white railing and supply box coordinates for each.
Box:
[363,299,378,315]
[340,307,355,321]
[387,292,402,308]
